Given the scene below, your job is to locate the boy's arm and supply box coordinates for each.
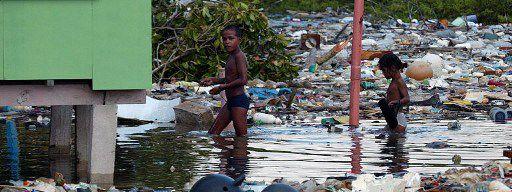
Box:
[397,78,410,105]
[201,77,224,86]
[219,53,248,90]
[212,77,226,84]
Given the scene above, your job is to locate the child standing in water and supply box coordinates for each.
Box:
[200,25,249,137]
[378,53,410,132]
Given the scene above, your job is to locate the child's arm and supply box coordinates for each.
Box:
[219,54,248,90]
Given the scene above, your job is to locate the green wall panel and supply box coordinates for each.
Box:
[92,0,151,90]
[0,1,3,80]
[3,0,93,80]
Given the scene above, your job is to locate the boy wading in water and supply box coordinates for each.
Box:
[200,25,249,137]
[378,53,410,132]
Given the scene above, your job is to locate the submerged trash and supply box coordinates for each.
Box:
[490,107,508,123]
[426,141,450,149]
[447,121,461,130]
[452,154,462,165]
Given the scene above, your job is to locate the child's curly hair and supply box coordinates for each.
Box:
[378,53,408,71]
[222,25,242,38]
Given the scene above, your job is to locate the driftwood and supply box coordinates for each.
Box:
[316,36,353,65]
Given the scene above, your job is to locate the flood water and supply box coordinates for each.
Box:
[1,119,511,190]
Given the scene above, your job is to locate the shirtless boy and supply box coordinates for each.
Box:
[200,25,249,137]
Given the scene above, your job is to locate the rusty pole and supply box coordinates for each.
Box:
[349,0,364,127]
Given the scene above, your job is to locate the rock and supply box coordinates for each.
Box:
[174,101,214,132]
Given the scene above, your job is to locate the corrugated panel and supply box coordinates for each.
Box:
[92,0,151,90]
[3,0,93,80]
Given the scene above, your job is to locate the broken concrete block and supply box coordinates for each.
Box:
[173,101,214,132]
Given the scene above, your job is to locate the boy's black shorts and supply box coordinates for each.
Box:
[227,94,250,110]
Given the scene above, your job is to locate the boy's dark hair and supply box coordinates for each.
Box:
[222,25,242,38]
[378,53,408,70]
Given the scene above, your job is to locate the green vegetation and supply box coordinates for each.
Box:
[152,0,299,83]
[248,0,511,24]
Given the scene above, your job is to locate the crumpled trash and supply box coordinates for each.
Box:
[482,33,500,40]
[489,180,511,191]
[253,113,282,124]
[435,30,457,38]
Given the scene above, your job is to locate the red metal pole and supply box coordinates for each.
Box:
[349,0,364,127]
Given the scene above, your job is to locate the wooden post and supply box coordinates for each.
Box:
[50,106,73,154]
[349,0,365,127]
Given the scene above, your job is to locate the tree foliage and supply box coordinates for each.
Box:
[152,0,299,83]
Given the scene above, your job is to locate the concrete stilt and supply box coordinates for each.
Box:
[50,106,73,154]
[76,105,118,186]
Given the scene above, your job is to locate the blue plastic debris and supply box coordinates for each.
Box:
[248,88,292,100]
[6,119,20,180]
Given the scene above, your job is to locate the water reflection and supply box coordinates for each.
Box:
[114,126,210,190]
[212,136,249,179]
[6,120,20,181]
[1,120,511,190]
[380,132,409,173]
[349,128,362,174]
[49,154,74,183]
[0,118,51,182]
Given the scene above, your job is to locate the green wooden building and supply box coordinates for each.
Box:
[0,0,152,185]
[0,0,151,90]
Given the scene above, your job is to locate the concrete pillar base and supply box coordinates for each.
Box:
[75,105,117,186]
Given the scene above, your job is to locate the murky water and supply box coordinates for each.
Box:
[1,119,511,190]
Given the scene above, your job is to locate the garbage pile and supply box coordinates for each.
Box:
[237,161,511,192]
[142,11,512,129]
[0,177,122,192]
[267,11,512,122]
